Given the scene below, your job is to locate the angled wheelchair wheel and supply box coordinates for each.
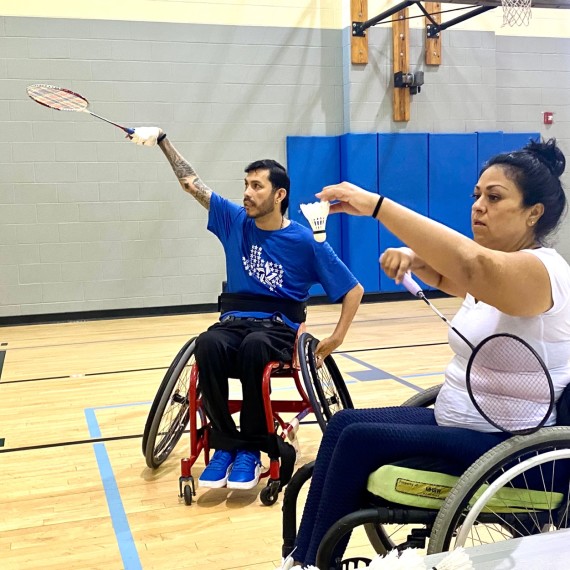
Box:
[143,337,197,469]
[428,427,570,554]
[298,332,354,432]
[401,384,442,408]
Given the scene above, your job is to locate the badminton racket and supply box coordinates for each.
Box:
[26,84,134,135]
[402,272,554,435]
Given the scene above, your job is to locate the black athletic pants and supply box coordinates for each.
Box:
[194,317,297,451]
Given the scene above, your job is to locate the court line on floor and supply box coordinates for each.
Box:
[0,343,6,380]
[339,353,427,392]
[86,405,143,570]
[0,343,7,447]
[1,342,447,385]
[2,367,167,385]
[0,367,435,454]
[0,383,329,454]
[0,433,143,453]
[0,311,453,351]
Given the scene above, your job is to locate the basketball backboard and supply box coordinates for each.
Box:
[441,0,570,7]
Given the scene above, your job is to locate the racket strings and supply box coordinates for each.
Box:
[468,335,553,434]
[27,84,88,111]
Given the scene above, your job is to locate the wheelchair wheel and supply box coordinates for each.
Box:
[298,332,354,432]
[401,384,441,407]
[143,337,197,469]
[428,427,570,554]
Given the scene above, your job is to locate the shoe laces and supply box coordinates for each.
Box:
[208,450,234,467]
[233,450,261,471]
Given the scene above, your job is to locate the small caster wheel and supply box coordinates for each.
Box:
[260,480,280,506]
[183,484,193,505]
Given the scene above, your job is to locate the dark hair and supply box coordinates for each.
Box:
[482,138,567,244]
[245,159,290,215]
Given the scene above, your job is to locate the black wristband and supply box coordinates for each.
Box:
[157,132,167,143]
[371,195,384,218]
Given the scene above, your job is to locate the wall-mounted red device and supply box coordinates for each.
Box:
[543,111,554,125]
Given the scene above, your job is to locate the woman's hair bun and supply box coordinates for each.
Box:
[526,138,566,177]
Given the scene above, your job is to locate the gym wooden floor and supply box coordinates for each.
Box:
[0,296,461,570]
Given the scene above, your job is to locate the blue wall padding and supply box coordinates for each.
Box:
[340,133,380,292]
[477,131,540,172]
[477,131,504,171]
[286,131,539,298]
[501,132,540,153]
[378,133,429,292]
[286,135,342,297]
[429,133,478,242]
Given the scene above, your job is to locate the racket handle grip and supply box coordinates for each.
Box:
[125,127,135,135]
[401,272,423,297]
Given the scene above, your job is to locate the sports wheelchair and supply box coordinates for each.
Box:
[282,383,570,569]
[142,318,354,506]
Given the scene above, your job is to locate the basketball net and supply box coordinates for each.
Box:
[502,0,532,26]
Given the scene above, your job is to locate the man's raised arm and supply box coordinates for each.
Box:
[130,127,212,210]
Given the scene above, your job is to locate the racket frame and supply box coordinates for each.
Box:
[26,83,134,135]
[402,272,555,435]
[465,332,555,435]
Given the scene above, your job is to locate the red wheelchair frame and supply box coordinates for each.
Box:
[142,329,353,505]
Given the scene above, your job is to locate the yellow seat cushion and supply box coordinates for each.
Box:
[367,464,563,513]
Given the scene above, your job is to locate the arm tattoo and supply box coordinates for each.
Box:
[191,177,212,209]
[159,138,212,209]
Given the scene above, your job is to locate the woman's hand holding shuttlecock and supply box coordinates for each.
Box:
[300,201,330,242]
[316,181,379,217]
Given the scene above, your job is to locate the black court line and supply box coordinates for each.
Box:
[0,343,6,448]
[2,312,454,353]
[1,331,197,353]
[0,418,320,454]
[0,343,6,380]
[0,433,144,453]
[2,342,448,385]
[4,366,168,385]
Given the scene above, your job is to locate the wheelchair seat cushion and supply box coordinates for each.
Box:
[367,456,564,513]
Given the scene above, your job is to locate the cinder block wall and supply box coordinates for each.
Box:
[0,16,568,318]
[0,18,343,317]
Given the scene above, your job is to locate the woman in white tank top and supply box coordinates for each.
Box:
[283,139,570,568]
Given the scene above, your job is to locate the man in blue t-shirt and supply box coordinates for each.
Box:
[131,127,363,490]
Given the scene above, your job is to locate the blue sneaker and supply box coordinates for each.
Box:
[199,450,235,488]
[227,450,262,490]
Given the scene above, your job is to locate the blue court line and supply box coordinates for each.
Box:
[339,353,426,392]
[84,407,142,570]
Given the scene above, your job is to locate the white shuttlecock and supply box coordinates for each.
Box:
[300,201,330,243]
